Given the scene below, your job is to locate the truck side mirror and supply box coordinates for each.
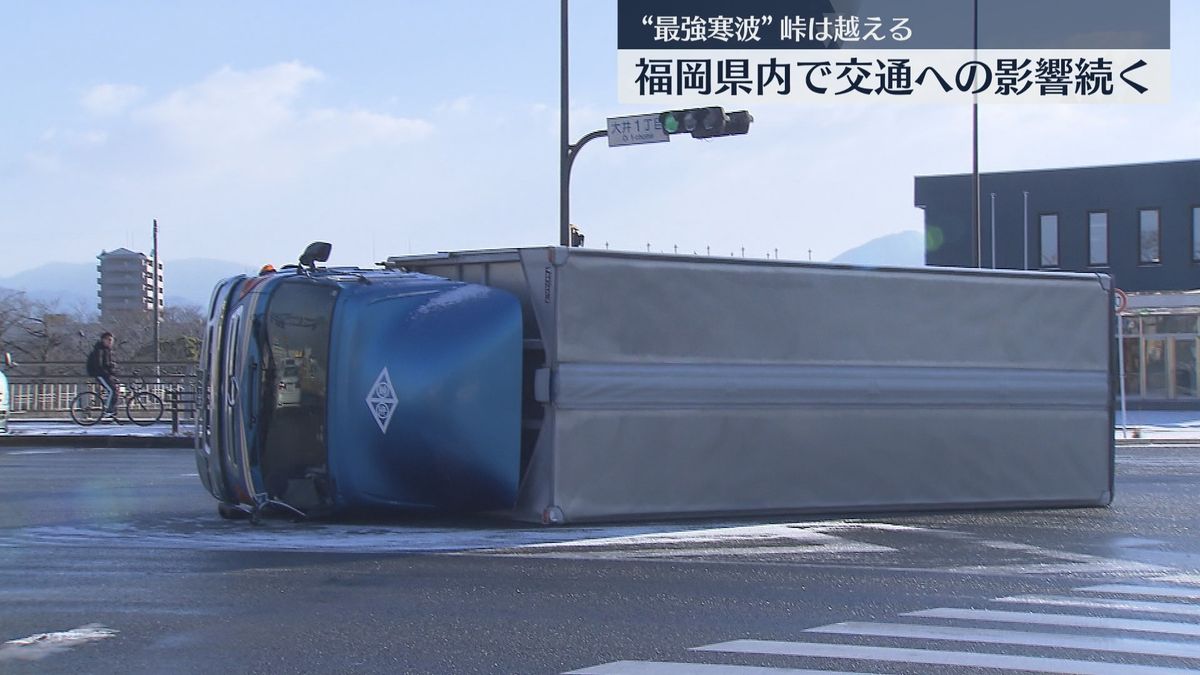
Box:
[2,353,12,367]
[299,242,332,271]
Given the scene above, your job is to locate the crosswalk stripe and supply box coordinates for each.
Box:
[808,621,1200,659]
[1079,584,1200,600]
[906,608,1200,638]
[1153,573,1200,586]
[695,639,1198,674]
[565,661,870,674]
[996,595,1200,617]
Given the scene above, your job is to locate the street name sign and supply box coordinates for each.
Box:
[607,114,669,147]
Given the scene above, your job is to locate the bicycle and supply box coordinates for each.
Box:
[70,369,165,427]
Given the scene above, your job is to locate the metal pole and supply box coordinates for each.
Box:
[153,218,160,381]
[566,130,608,177]
[1117,311,1128,439]
[559,0,570,247]
[1023,190,1029,270]
[972,0,981,268]
[990,192,996,268]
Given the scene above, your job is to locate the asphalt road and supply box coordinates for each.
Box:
[1,444,1199,674]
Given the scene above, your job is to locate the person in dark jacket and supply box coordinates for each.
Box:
[86,332,118,416]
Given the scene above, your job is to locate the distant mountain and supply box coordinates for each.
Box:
[0,258,253,315]
[0,262,97,313]
[832,231,925,268]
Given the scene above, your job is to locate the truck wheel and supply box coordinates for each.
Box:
[217,502,248,520]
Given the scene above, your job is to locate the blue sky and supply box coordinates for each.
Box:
[1,1,1197,274]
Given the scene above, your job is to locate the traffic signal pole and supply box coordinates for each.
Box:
[559,0,570,247]
[563,105,753,248]
[566,130,608,184]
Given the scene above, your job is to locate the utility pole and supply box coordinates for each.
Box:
[1023,191,1030,270]
[152,218,160,380]
[972,0,981,268]
[990,192,997,268]
[559,0,570,247]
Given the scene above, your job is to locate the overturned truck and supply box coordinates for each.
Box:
[195,246,1115,523]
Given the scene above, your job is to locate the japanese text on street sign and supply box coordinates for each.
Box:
[607,114,670,147]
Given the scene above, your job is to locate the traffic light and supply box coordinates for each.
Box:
[659,107,754,139]
[723,110,753,136]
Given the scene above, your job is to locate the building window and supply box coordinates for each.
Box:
[1193,207,1200,262]
[1088,212,1108,266]
[1039,214,1059,268]
[1140,209,1160,264]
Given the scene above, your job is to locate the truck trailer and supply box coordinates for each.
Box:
[195,245,1115,523]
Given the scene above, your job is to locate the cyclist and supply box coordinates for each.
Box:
[86,332,119,420]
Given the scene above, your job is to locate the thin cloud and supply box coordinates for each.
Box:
[81,83,145,116]
[435,96,473,115]
[128,62,433,180]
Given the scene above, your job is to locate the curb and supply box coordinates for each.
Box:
[0,434,193,449]
[1116,438,1200,446]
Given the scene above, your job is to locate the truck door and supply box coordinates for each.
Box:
[221,282,277,507]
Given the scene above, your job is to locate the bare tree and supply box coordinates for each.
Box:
[0,289,51,360]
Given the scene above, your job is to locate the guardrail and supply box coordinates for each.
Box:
[165,387,198,434]
[7,379,199,424]
[4,361,196,382]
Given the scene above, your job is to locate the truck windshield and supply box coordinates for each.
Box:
[259,280,338,510]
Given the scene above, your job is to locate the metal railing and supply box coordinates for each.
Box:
[5,361,200,424]
[7,381,194,414]
[4,361,196,382]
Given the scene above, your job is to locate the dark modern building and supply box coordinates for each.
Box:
[915,159,1200,408]
[915,159,1200,290]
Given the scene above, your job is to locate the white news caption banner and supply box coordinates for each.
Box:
[618,49,1171,104]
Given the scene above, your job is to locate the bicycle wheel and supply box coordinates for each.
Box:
[126,391,164,426]
[70,391,104,426]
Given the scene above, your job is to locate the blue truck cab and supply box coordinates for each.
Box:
[195,247,523,520]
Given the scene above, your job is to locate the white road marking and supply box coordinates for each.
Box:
[9,521,885,554]
[0,624,118,662]
[5,450,64,455]
[1153,573,1200,586]
[508,523,894,552]
[936,537,1167,576]
[1079,584,1200,600]
[808,621,1200,659]
[695,639,1196,675]
[538,544,883,558]
[906,608,1200,638]
[566,661,870,674]
[996,594,1200,617]
[946,561,1167,576]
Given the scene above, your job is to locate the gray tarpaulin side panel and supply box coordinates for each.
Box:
[548,252,1111,523]
[554,255,1108,369]
[552,364,1108,410]
[513,408,557,522]
[552,408,1111,521]
[393,248,1112,523]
